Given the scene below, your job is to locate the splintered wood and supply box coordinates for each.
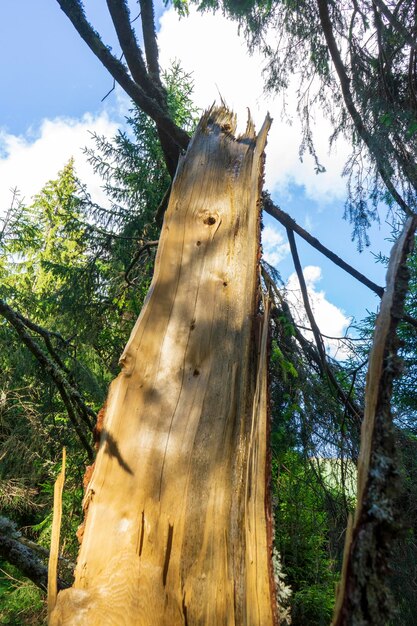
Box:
[50,107,275,625]
[48,448,66,620]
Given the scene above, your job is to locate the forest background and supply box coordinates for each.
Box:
[0,1,416,625]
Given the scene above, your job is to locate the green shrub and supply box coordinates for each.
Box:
[0,563,46,626]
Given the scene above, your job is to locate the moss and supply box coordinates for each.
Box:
[0,563,46,626]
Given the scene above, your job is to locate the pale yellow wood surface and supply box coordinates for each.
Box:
[48,448,66,619]
[244,296,276,624]
[50,107,274,625]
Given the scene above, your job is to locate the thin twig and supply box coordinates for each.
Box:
[125,240,158,285]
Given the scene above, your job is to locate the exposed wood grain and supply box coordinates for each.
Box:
[48,448,66,619]
[50,107,274,625]
[332,216,417,625]
[245,295,277,625]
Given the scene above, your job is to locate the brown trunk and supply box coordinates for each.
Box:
[332,216,417,625]
[50,106,276,625]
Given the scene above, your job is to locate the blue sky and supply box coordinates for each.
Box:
[0,1,109,133]
[0,1,168,132]
[0,1,393,343]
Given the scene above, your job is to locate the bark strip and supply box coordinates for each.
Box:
[332,216,417,625]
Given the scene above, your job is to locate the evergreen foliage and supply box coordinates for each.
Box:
[194,0,417,249]
[266,276,363,623]
[0,563,45,626]
[1,2,416,622]
[0,64,198,623]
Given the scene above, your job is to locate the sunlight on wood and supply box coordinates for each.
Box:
[50,106,275,625]
[48,447,66,620]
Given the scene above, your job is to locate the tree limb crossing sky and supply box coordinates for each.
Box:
[0,1,393,347]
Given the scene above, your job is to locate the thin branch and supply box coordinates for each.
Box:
[154,182,172,225]
[12,311,70,348]
[263,193,385,297]
[262,265,319,363]
[295,324,365,343]
[10,309,97,427]
[344,358,369,377]
[286,227,327,363]
[263,264,363,427]
[105,0,161,101]
[0,299,94,460]
[408,46,417,112]
[264,193,417,330]
[125,240,158,285]
[101,78,116,102]
[285,229,362,422]
[373,0,417,51]
[402,312,417,329]
[56,0,190,153]
[139,0,163,85]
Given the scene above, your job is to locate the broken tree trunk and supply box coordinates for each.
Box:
[332,216,417,625]
[50,106,276,625]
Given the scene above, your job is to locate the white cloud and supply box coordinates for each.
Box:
[303,213,314,232]
[0,7,352,217]
[285,265,351,359]
[0,8,352,221]
[262,224,290,266]
[157,6,351,204]
[0,113,119,211]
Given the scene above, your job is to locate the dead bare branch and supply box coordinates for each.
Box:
[333,215,417,625]
[263,193,385,297]
[56,0,190,158]
[0,299,94,460]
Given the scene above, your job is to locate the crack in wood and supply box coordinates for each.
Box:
[162,524,174,587]
[181,591,189,626]
[138,510,145,557]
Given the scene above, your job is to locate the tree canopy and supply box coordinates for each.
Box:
[197,0,417,247]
